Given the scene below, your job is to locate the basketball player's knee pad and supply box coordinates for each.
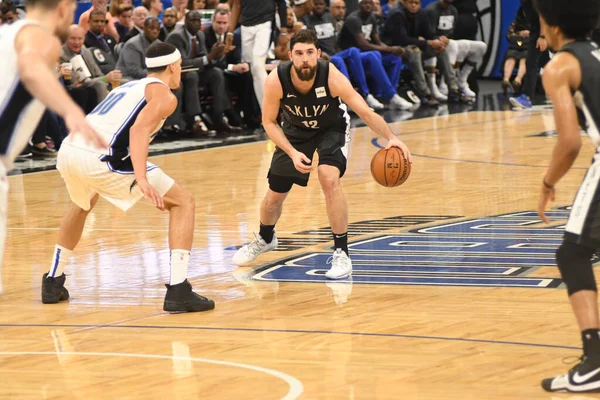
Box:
[268,174,294,194]
[556,241,597,295]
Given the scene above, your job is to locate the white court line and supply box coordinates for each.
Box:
[6,227,299,234]
[0,351,304,400]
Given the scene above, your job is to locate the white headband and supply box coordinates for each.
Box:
[145,49,181,68]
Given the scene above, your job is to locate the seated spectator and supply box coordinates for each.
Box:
[61,24,122,103]
[84,9,118,74]
[172,0,188,22]
[109,0,133,21]
[425,0,486,98]
[114,5,133,42]
[337,0,412,109]
[205,0,219,9]
[143,0,163,19]
[166,10,241,134]
[381,0,398,17]
[116,17,161,80]
[381,0,463,105]
[303,0,384,109]
[501,6,529,95]
[188,0,205,10]
[372,0,385,32]
[330,0,346,34]
[159,7,178,41]
[79,0,120,41]
[0,0,18,24]
[122,6,149,43]
[292,0,313,20]
[205,8,260,129]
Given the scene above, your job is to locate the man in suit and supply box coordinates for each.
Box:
[204,9,259,129]
[166,10,242,134]
[84,9,118,75]
[122,6,149,43]
[159,7,178,41]
[116,17,161,81]
[61,24,122,103]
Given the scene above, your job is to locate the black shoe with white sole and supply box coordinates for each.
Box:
[542,356,600,392]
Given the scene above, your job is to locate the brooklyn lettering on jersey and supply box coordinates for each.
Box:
[277,60,349,136]
[282,103,330,118]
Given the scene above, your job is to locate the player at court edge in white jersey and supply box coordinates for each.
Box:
[42,42,215,313]
[0,0,105,294]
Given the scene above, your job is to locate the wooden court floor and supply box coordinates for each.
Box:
[0,108,597,399]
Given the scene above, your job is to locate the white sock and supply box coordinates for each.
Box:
[47,245,72,278]
[459,64,475,85]
[170,249,190,285]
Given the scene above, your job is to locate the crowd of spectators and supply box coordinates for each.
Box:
[1,0,504,159]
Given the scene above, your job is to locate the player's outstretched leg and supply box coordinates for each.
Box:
[232,189,288,267]
[162,183,214,312]
[318,165,352,280]
[43,195,100,304]
[542,241,600,392]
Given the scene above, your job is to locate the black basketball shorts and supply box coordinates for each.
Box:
[267,130,350,193]
[564,156,600,249]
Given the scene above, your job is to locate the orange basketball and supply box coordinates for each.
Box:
[370,147,411,187]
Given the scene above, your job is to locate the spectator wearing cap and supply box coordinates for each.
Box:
[292,0,313,20]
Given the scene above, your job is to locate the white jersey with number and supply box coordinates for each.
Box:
[0,20,46,171]
[64,77,166,172]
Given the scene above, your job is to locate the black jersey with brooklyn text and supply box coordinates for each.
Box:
[277,60,350,139]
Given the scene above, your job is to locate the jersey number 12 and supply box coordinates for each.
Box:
[302,120,319,129]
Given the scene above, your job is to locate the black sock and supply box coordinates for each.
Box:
[333,232,348,256]
[259,223,275,244]
[582,329,600,359]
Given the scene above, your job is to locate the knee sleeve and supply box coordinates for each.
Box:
[556,241,597,295]
[423,57,437,68]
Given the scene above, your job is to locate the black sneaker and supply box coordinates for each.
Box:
[41,273,70,304]
[163,279,215,312]
[542,356,600,392]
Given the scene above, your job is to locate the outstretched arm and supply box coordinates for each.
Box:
[15,26,106,149]
[328,63,412,161]
[538,52,582,222]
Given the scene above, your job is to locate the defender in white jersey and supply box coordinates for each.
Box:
[42,42,215,313]
[0,0,104,294]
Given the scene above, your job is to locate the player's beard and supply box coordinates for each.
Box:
[294,63,317,81]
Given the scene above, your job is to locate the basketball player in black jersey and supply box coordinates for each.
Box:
[535,0,600,392]
[233,30,411,279]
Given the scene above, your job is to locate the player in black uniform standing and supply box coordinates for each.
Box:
[536,0,600,393]
[233,30,411,279]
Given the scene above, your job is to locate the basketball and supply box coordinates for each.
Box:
[370,147,411,187]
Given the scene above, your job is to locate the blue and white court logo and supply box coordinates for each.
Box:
[247,208,573,289]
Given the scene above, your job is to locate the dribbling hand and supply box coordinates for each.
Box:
[65,110,108,150]
[385,137,412,163]
[291,150,313,174]
[138,179,165,211]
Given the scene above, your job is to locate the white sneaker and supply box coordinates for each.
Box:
[438,78,449,96]
[232,233,278,267]
[365,94,384,110]
[325,249,352,280]
[390,94,414,110]
[459,81,476,98]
